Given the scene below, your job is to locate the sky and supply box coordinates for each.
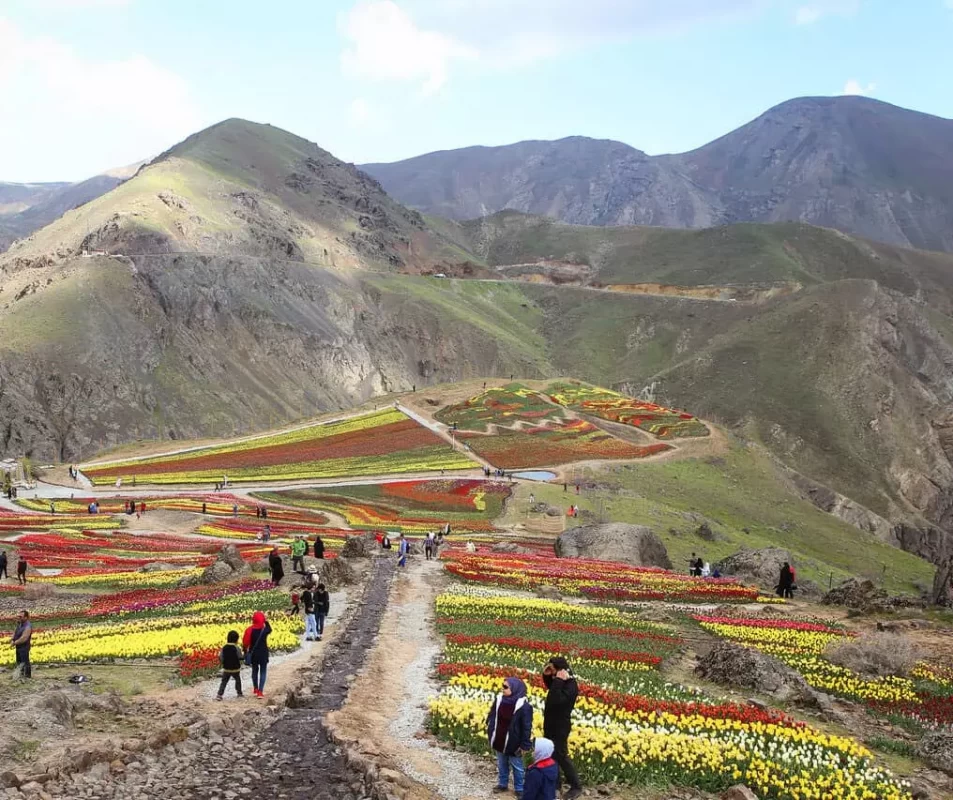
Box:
[1,0,951,182]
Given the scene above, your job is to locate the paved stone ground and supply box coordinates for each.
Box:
[8,557,396,800]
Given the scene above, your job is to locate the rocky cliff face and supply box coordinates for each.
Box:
[365,96,953,253]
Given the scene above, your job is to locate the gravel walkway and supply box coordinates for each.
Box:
[388,576,495,799]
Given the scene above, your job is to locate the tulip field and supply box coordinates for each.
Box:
[14,493,330,525]
[253,478,513,534]
[429,582,913,800]
[0,578,299,672]
[0,508,120,532]
[444,551,764,603]
[696,614,953,729]
[547,381,709,439]
[81,408,475,485]
[434,383,566,432]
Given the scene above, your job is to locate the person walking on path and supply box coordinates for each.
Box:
[268,547,284,586]
[313,535,324,560]
[398,534,409,568]
[291,536,306,574]
[302,586,318,641]
[16,555,28,585]
[11,610,32,679]
[424,531,436,561]
[542,657,583,800]
[486,677,533,796]
[777,562,794,598]
[314,582,330,641]
[521,738,559,800]
[242,611,271,697]
[216,630,243,700]
[0,549,8,580]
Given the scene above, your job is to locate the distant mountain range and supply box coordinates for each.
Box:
[0,164,141,252]
[364,96,953,253]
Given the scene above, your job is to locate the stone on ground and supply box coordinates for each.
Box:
[554,523,672,568]
[695,642,813,704]
[917,729,953,775]
[714,547,792,590]
[340,532,378,558]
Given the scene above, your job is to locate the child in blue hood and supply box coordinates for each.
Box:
[521,738,558,800]
[486,676,533,795]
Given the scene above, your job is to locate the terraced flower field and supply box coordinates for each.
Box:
[548,381,708,439]
[0,509,120,532]
[444,551,762,603]
[696,614,953,728]
[253,478,512,534]
[430,581,911,800]
[435,384,565,432]
[81,409,475,485]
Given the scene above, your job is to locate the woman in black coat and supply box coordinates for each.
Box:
[268,547,284,586]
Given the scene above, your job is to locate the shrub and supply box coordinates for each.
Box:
[826,632,915,678]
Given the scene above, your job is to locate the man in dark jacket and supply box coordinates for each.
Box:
[0,549,8,580]
[313,535,325,560]
[314,582,330,641]
[11,610,32,679]
[542,656,582,799]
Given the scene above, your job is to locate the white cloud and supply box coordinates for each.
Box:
[0,17,201,181]
[842,78,875,96]
[339,0,763,91]
[349,97,373,124]
[794,0,860,24]
[340,1,477,95]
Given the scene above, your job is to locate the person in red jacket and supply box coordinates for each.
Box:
[521,738,558,800]
[242,611,271,697]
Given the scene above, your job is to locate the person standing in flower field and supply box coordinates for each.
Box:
[268,547,284,586]
[11,610,32,679]
[0,549,8,580]
[16,555,28,585]
[486,677,533,796]
[542,657,582,800]
[313,534,324,559]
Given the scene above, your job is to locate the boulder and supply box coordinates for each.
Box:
[199,560,234,585]
[823,578,888,610]
[319,556,358,587]
[340,532,378,558]
[917,729,953,776]
[695,642,814,704]
[492,542,534,555]
[534,585,562,600]
[139,562,183,573]
[722,787,760,800]
[932,557,953,606]
[216,544,247,573]
[714,548,792,590]
[554,524,672,569]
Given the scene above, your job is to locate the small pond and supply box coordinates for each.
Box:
[510,470,557,482]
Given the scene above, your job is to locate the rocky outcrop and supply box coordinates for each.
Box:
[788,471,893,540]
[932,557,953,606]
[340,532,379,559]
[554,524,671,568]
[824,578,924,612]
[917,729,953,776]
[714,548,792,591]
[695,642,816,705]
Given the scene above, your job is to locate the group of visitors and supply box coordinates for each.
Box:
[486,656,582,799]
[266,536,325,585]
[124,500,145,517]
[687,553,718,578]
[289,578,330,641]
[0,549,28,584]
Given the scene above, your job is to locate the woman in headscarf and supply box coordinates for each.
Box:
[486,676,533,796]
[268,547,284,586]
[521,737,559,800]
[242,611,272,697]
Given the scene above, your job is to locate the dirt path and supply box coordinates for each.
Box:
[330,558,496,800]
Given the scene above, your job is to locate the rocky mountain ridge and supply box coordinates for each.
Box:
[365,96,953,253]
